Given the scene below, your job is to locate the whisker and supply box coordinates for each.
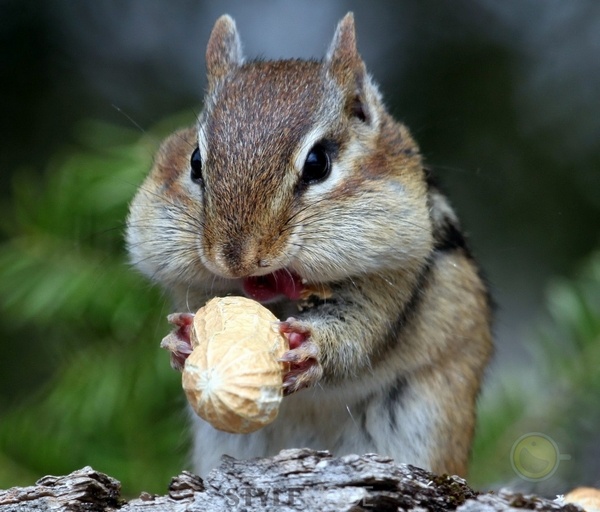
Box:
[111,104,147,134]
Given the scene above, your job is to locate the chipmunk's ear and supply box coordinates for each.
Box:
[326,13,373,124]
[325,13,364,80]
[206,15,243,83]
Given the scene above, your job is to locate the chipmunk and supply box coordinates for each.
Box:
[126,13,493,477]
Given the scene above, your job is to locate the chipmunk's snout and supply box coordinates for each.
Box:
[221,237,260,277]
[204,235,278,279]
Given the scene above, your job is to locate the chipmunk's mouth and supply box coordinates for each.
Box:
[242,269,305,303]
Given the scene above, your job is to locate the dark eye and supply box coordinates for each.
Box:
[190,147,203,184]
[301,143,331,184]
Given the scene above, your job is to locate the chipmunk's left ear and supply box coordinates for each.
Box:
[325,13,365,81]
[206,14,243,85]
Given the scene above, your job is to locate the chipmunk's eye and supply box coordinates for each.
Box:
[190,147,203,185]
[301,143,331,184]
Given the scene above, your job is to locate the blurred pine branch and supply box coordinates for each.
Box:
[470,250,600,492]
[0,118,192,494]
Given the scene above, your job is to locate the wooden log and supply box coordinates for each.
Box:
[0,449,583,511]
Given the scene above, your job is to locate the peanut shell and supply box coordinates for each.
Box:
[565,487,600,512]
[182,296,288,434]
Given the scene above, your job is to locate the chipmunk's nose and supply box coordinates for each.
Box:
[211,236,266,278]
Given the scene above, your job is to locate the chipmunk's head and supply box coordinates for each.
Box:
[127,14,431,296]
[196,14,427,281]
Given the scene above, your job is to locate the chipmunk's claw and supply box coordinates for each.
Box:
[277,318,323,395]
[161,313,195,371]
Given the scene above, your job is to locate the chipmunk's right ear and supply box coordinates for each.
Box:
[206,15,243,83]
[325,13,364,85]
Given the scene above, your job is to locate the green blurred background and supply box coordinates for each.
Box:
[0,0,598,497]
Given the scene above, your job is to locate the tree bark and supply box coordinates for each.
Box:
[0,449,583,511]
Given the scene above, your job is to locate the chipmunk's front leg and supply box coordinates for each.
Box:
[277,276,408,395]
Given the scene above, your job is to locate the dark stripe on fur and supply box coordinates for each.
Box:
[425,169,496,314]
[424,166,471,255]
[433,218,469,253]
[359,408,376,447]
[376,257,433,359]
[385,376,408,431]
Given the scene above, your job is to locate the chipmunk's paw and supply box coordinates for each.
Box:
[278,318,323,395]
[161,313,195,371]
